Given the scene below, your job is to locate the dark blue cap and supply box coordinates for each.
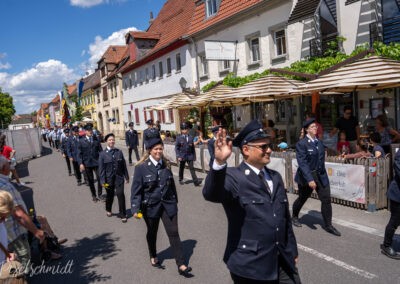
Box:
[84,124,93,131]
[63,129,70,133]
[128,122,134,127]
[72,126,79,132]
[104,133,115,141]
[146,137,163,150]
[232,120,270,148]
[211,125,221,133]
[303,118,316,129]
[146,119,153,125]
[180,122,190,130]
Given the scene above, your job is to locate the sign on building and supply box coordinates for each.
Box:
[204,40,237,61]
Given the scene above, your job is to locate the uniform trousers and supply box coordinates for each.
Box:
[85,166,102,198]
[72,161,82,182]
[54,140,60,150]
[178,160,198,183]
[230,256,301,284]
[128,146,140,163]
[64,155,71,174]
[105,183,126,217]
[292,183,333,227]
[144,211,185,267]
[384,199,400,247]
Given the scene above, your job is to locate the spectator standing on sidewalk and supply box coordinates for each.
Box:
[0,134,23,185]
[382,148,400,259]
[175,122,201,186]
[292,118,341,236]
[125,122,140,165]
[203,120,300,283]
[77,124,104,203]
[330,105,360,153]
[99,133,129,223]
[0,156,45,273]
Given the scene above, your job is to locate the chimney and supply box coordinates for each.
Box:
[149,11,154,25]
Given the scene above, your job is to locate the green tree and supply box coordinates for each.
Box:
[70,94,83,122]
[0,88,16,128]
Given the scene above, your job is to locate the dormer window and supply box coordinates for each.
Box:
[206,0,220,18]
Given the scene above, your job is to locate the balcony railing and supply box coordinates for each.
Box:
[309,33,339,57]
[383,15,400,44]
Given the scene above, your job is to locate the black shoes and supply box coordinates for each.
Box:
[178,266,193,278]
[98,195,106,202]
[381,244,400,259]
[292,217,302,227]
[92,196,98,203]
[151,259,165,269]
[77,181,82,186]
[194,180,202,187]
[325,225,341,236]
[179,180,184,185]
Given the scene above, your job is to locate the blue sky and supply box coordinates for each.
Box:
[0,0,165,114]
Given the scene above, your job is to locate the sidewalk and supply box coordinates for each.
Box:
[114,139,391,237]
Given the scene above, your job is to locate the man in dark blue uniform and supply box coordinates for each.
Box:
[60,128,72,176]
[77,124,103,202]
[67,126,82,186]
[382,149,400,259]
[175,122,201,186]
[292,118,341,236]
[203,120,300,283]
[125,122,140,165]
[207,125,221,169]
[143,119,160,153]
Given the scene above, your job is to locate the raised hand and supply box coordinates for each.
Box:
[214,128,232,165]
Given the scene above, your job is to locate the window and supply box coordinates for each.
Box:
[129,75,132,88]
[219,60,231,73]
[143,108,148,122]
[168,109,174,123]
[128,111,132,123]
[249,37,260,63]
[139,70,144,84]
[135,108,140,124]
[96,90,100,103]
[116,108,120,124]
[151,64,156,80]
[101,66,106,77]
[159,61,163,78]
[206,0,220,18]
[166,58,172,75]
[150,110,154,122]
[176,53,181,72]
[114,82,117,98]
[274,29,286,56]
[102,86,108,101]
[199,54,208,77]
[145,68,149,83]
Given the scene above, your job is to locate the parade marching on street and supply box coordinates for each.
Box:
[11,136,398,284]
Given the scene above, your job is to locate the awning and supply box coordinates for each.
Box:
[294,56,400,93]
[219,74,305,102]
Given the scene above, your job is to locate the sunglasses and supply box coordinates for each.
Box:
[247,143,273,151]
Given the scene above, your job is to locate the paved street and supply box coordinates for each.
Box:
[15,141,400,284]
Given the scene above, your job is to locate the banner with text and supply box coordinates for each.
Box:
[292,160,366,204]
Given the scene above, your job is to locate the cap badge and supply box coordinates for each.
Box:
[245,169,250,175]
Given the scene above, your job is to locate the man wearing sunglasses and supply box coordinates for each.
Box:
[330,105,360,153]
[203,120,300,283]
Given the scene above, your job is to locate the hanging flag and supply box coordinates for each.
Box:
[62,99,71,126]
[77,79,84,105]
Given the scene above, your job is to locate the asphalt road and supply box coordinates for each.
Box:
[15,142,400,284]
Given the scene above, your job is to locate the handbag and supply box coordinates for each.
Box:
[0,242,27,284]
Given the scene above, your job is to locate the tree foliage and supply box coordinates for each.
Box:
[70,95,83,122]
[0,88,16,128]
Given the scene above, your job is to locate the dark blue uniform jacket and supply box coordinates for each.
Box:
[203,162,298,281]
[77,136,103,167]
[175,134,196,161]
[125,130,139,148]
[131,159,178,218]
[388,150,400,202]
[295,136,329,187]
[66,136,80,162]
[98,148,129,188]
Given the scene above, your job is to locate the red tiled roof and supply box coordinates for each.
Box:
[127,31,161,40]
[188,0,263,35]
[51,95,60,104]
[101,45,128,64]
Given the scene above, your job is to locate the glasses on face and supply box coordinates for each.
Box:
[247,143,273,151]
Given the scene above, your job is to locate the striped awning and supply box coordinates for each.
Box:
[148,93,195,110]
[213,74,305,102]
[294,56,400,93]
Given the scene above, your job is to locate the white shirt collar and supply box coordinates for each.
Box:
[244,162,262,176]
[149,155,162,167]
[306,134,317,142]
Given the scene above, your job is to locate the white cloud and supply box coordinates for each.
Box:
[82,26,138,73]
[70,0,107,8]
[0,59,80,114]
[70,0,127,8]
[0,52,11,70]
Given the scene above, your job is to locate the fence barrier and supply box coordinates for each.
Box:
[2,128,42,162]
[163,143,391,212]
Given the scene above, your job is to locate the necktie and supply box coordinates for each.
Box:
[89,137,92,144]
[259,170,272,195]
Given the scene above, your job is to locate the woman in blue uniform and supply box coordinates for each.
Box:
[131,137,193,277]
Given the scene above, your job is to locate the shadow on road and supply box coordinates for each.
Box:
[157,239,197,266]
[29,232,120,284]
[41,146,53,157]
[299,210,325,230]
[15,160,30,178]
